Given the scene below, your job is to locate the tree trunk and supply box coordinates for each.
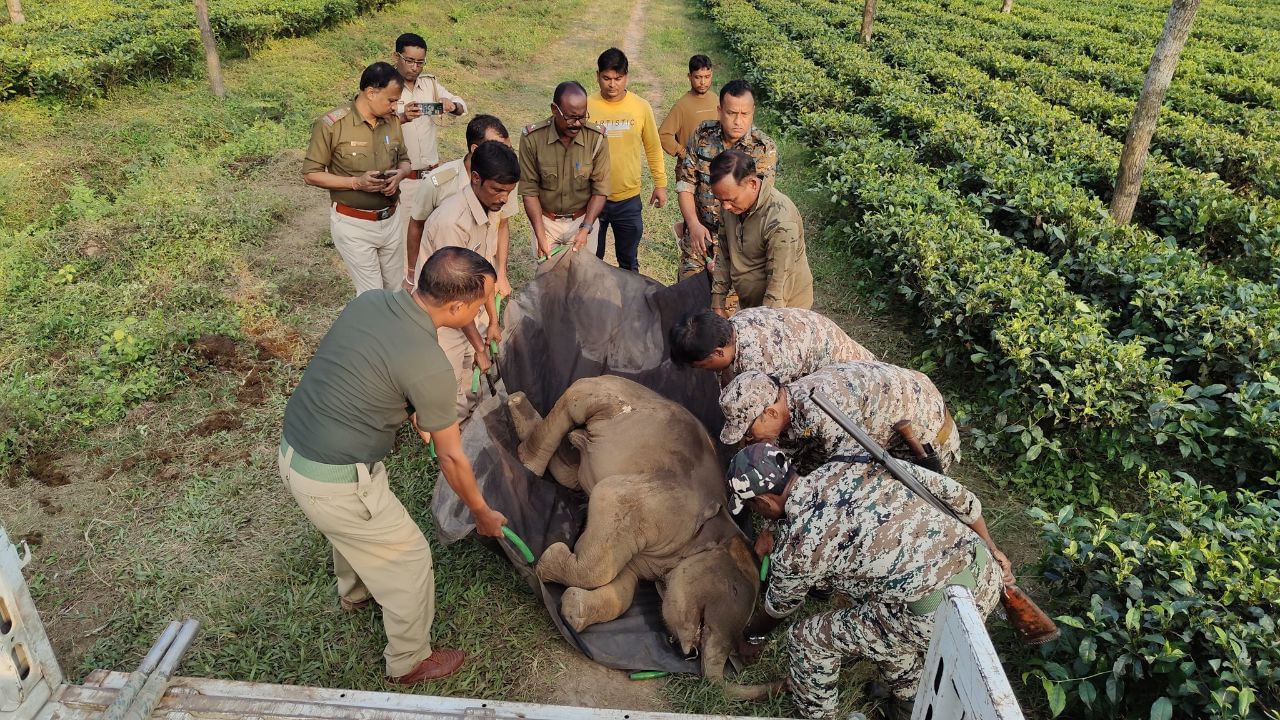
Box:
[1110,0,1201,224]
[859,0,877,43]
[6,0,25,24]
[1000,0,1013,13]
[193,0,225,98]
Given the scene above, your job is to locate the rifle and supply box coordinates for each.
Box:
[809,389,1059,645]
[892,419,944,474]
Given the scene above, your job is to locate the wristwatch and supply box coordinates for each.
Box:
[579,221,594,231]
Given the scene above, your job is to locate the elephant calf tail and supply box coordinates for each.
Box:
[721,679,788,700]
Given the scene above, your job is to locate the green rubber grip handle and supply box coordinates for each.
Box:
[428,440,436,460]
[490,340,499,357]
[629,670,669,681]
[501,526,536,564]
[471,366,481,394]
[494,293,503,318]
[760,554,771,581]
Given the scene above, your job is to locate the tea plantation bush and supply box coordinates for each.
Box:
[1027,473,1280,720]
[0,0,394,100]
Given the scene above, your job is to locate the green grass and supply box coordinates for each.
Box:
[2,0,1048,716]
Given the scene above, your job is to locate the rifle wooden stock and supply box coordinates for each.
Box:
[809,390,1060,646]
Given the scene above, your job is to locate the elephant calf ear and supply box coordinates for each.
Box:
[694,501,721,531]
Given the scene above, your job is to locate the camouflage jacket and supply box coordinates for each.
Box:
[674,121,778,235]
[722,307,876,387]
[764,458,983,618]
[780,362,952,476]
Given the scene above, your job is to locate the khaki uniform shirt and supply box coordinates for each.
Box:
[410,158,519,222]
[712,180,813,310]
[396,74,466,169]
[517,118,611,216]
[675,121,778,236]
[303,102,409,211]
[418,184,500,282]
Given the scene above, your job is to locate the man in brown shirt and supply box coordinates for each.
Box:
[709,149,812,313]
[518,81,611,260]
[421,141,519,422]
[303,62,412,295]
[658,54,718,158]
[392,32,467,220]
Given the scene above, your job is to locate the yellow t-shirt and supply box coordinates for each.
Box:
[588,91,668,202]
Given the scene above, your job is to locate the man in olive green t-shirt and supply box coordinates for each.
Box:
[280,246,506,685]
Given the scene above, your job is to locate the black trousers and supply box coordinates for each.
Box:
[594,195,643,272]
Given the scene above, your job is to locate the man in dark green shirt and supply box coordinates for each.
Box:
[280,246,506,685]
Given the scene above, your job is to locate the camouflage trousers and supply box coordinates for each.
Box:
[674,221,739,313]
[786,559,1003,719]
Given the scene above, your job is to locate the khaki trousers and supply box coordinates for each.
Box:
[536,216,580,257]
[330,204,406,295]
[438,307,491,423]
[278,444,435,677]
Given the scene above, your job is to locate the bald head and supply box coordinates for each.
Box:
[417,247,497,305]
[553,80,588,105]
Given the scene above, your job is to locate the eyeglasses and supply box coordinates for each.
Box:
[552,103,589,124]
[396,53,426,67]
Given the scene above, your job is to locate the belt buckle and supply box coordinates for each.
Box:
[555,213,573,221]
[375,207,393,221]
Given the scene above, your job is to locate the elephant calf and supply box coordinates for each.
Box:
[508,375,759,679]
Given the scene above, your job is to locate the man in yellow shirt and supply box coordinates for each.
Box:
[659,55,718,158]
[587,47,668,272]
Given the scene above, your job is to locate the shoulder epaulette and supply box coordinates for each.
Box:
[430,165,460,187]
[322,107,349,126]
[582,121,607,135]
[523,118,552,136]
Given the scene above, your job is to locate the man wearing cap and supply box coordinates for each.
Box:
[303,61,412,295]
[419,140,520,423]
[718,362,958,477]
[669,307,876,387]
[405,114,518,295]
[519,80,611,260]
[393,32,467,215]
[280,247,508,685]
[726,443,1012,719]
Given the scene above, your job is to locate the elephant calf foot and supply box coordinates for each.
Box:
[561,569,639,632]
[535,542,573,585]
[508,392,543,448]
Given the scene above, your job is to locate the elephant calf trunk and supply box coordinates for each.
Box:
[721,679,787,701]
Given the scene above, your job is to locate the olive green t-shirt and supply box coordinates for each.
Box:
[283,290,456,465]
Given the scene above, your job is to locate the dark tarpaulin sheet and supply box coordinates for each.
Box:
[431,250,724,674]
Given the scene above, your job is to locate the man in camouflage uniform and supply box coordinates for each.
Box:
[727,443,1012,720]
[669,307,876,387]
[674,79,778,294]
[719,363,958,476]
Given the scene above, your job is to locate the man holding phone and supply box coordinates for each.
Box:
[303,62,412,295]
[393,33,467,218]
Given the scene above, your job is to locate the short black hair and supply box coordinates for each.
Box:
[360,62,404,91]
[472,141,520,185]
[466,114,509,147]
[709,149,757,186]
[669,309,735,365]
[689,54,713,73]
[395,33,427,54]
[597,47,629,75]
[719,79,755,104]
[418,247,496,304]
[553,80,588,105]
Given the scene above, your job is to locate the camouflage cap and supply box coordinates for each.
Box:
[719,370,780,444]
[726,442,792,515]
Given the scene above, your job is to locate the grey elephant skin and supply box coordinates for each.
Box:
[508,375,760,679]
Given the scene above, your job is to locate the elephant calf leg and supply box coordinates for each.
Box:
[561,567,639,632]
[508,392,543,444]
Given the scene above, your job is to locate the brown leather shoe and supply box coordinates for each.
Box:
[339,596,374,612]
[388,649,466,684]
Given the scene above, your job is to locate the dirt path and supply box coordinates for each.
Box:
[624,0,665,108]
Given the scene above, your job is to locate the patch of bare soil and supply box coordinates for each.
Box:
[544,653,672,712]
[192,409,244,437]
[27,454,71,487]
[622,0,664,107]
[188,333,242,369]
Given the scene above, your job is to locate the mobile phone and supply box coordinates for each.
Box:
[419,102,444,116]
[377,170,397,179]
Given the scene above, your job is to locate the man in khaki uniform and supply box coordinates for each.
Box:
[709,149,812,314]
[421,141,519,422]
[518,81,611,260]
[393,32,466,215]
[303,62,412,295]
[280,247,508,685]
[406,115,517,296]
